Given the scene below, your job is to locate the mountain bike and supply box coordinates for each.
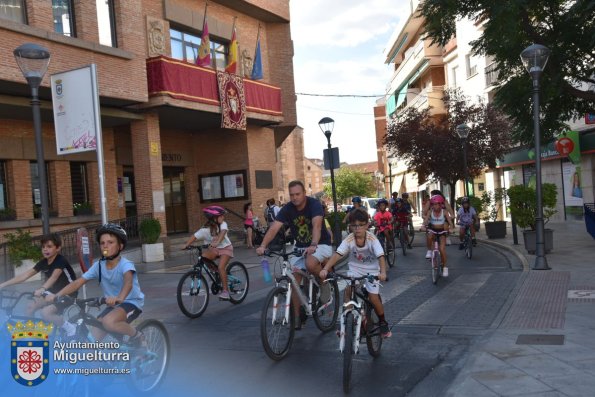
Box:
[330,272,385,393]
[425,228,449,285]
[260,247,340,361]
[461,224,473,259]
[375,226,396,268]
[177,245,249,318]
[394,220,409,256]
[55,295,170,393]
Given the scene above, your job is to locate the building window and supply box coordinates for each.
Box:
[96,0,117,47]
[0,161,9,210]
[170,28,228,69]
[30,162,53,217]
[53,0,75,37]
[199,170,247,202]
[70,162,89,204]
[451,65,458,87]
[0,0,26,23]
[465,54,478,78]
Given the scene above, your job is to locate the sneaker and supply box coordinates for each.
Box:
[319,282,331,304]
[442,267,449,277]
[128,331,146,349]
[61,321,77,337]
[407,244,412,249]
[379,321,392,338]
[219,290,230,301]
[472,239,477,247]
[295,307,308,330]
[459,243,465,250]
[425,250,432,259]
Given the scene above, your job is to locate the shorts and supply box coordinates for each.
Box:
[289,244,333,270]
[98,302,142,324]
[459,223,474,231]
[212,245,234,258]
[244,224,254,230]
[347,268,380,294]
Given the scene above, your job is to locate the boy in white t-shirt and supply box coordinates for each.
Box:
[183,205,234,301]
[320,208,391,338]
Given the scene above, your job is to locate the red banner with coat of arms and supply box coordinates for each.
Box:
[216,71,247,130]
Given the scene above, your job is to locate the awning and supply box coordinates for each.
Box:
[391,173,404,194]
[405,172,419,193]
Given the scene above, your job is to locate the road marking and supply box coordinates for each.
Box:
[568,290,595,299]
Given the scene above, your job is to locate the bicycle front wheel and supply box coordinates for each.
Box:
[408,221,415,245]
[313,278,339,332]
[177,270,209,318]
[343,311,354,393]
[129,319,170,393]
[466,237,473,259]
[431,251,440,285]
[386,238,396,268]
[400,227,407,256]
[227,261,249,304]
[261,286,295,361]
[365,301,382,357]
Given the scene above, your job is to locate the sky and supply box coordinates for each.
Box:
[289,0,410,165]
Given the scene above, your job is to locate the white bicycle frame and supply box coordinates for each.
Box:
[339,298,363,355]
[427,229,448,267]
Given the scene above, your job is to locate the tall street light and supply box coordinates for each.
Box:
[456,123,471,197]
[14,43,51,235]
[319,116,340,247]
[520,43,551,270]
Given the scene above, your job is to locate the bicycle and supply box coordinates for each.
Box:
[461,224,473,259]
[394,220,409,256]
[260,247,340,361]
[55,295,170,393]
[0,290,34,324]
[375,225,396,268]
[424,228,449,285]
[330,272,385,393]
[177,245,249,318]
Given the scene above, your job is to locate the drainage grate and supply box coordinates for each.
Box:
[516,334,565,345]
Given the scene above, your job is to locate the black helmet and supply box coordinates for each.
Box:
[352,196,362,203]
[377,198,388,206]
[402,192,409,198]
[96,223,128,249]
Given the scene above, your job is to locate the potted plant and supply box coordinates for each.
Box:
[0,207,16,221]
[5,229,43,280]
[480,188,508,239]
[507,183,557,254]
[139,218,163,262]
[455,195,483,232]
[73,202,94,216]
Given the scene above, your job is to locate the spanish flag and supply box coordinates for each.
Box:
[225,25,238,74]
[196,14,211,67]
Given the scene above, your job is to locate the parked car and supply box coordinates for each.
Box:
[361,198,381,219]
[341,205,353,212]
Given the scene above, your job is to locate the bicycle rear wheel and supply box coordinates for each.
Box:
[227,261,249,304]
[129,319,170,393]
[261,286,295,361]
[365,301,382,357]
[400,226,407,256]
[408,220,415,245]
[431,250,441,285]
[386,237,396,268]
[466,236,473,259]
[343,311,354,394]
[177,270,209,318]
[313,278,339,332]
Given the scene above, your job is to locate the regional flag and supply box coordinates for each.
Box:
[225,27,238,74]
[251,37,263,80]
[196,20,211,67]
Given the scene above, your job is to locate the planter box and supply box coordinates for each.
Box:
[484,221,507,239]
[142,243,164,263]
[522,229,554,254]
[15,259,41,281]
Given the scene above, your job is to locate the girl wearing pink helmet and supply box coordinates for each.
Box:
[183,205,235,300]
[422,194,453,277]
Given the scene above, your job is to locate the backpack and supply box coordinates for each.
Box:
[266,205,276,224]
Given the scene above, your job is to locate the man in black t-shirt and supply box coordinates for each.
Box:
[0,233,77,335]
[256,180,333,329]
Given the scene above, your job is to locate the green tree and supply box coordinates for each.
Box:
[323,167,375,203]
[384,89,511,205]
[420,0,595,145]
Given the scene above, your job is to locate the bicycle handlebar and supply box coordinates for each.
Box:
[55,295,108,308]
[0,291,34,311]
[329,272,379,283]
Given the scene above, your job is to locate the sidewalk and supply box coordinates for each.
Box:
[445,220,595,397]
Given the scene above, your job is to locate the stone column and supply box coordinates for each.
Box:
[49,161,73,217]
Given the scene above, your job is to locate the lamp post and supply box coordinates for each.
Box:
[319,117,340,247]
[520,43,551,270]
[14,43,51,235]
[456,123,471,197]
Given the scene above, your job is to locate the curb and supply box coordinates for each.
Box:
[477,238,529,271]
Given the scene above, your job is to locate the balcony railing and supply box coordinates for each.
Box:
[485,62,499,86]
[147,56,283,117]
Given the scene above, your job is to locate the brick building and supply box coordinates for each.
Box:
[275,126,305,205]
[0,0,297,242]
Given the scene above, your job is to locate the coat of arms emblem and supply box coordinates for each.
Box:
[7,320,53,387]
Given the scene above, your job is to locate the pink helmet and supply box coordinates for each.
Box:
[430,195,445,204]
[202,205,226,219]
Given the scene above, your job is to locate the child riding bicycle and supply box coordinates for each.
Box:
[457,197,478,249]
[47,223,145,345]
[422,195,453,277]
[183,205,235,301]
[392,198,411,249]
[373,198,394,250]
[320,208,391,338]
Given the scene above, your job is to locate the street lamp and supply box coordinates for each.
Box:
[520,43,551,270]
[14,43,51,235]
[319,116,340,247]
[456,123,471,197]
